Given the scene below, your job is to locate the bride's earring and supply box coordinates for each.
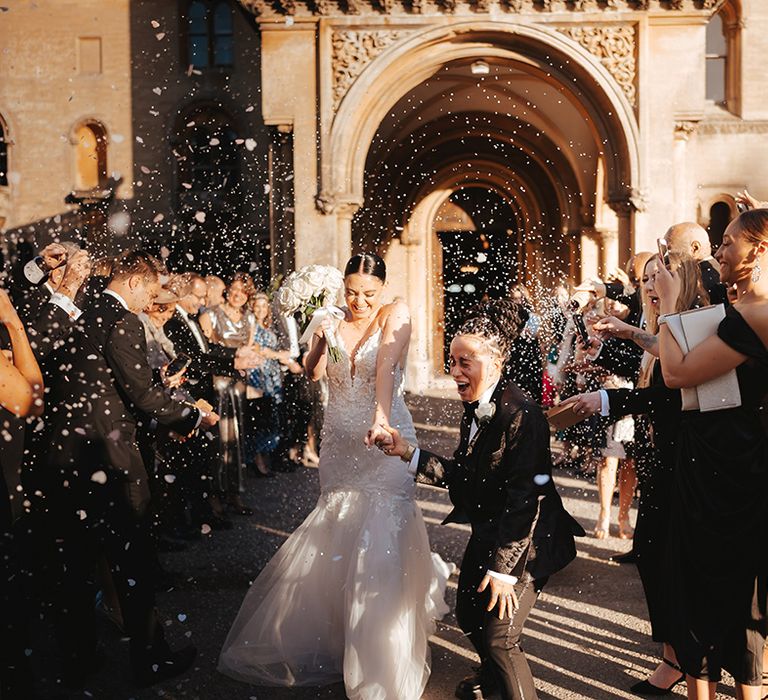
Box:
[752,258,762,284]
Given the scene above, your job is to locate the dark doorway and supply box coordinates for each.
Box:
[437,188,518,369]
[708,201,732,252]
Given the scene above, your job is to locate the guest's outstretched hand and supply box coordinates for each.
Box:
[592,315,634,340]
[559,392,602,417]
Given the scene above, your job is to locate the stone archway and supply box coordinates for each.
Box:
[324,22,642,389]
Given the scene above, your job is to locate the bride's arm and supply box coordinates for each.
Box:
[303,322,330,381]
[369,302,411,437]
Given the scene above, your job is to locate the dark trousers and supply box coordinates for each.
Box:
[457,535,544,700]
[37,473,165,670]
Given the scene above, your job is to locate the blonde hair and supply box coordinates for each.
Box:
[637,253,708,387]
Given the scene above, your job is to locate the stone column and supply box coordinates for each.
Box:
[607,198,637,269]
[268,124,296,277]
[334,202,359,269]
[672,120,698,223]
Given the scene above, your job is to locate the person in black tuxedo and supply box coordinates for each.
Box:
[376,300,584,700]
[41,251,220,687]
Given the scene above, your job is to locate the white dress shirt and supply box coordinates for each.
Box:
[407,379,518,586]
[46,281,83,320]
[176,304,208,351]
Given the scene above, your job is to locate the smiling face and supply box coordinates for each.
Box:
[180,279,208,315]
[126,274,160,314]
[344,273,384,321]
[226,280,249,310]
[252,295,270,324]
[448,334,503,403]
[715,220,761,287]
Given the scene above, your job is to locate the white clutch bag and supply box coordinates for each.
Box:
[664,304,741,412]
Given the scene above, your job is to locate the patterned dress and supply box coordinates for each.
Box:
[245,324,283,458]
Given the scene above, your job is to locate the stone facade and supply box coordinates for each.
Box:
[3,0,768,393]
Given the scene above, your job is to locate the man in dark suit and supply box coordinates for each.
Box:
[379,302,583,700]
[664,221,728,305]
[42,251,219,687]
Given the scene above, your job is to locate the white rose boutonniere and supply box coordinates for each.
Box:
[475,401,496,426]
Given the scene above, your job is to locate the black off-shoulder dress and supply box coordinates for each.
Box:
[667,306,768,684]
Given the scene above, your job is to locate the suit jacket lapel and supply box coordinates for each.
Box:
[466,379,506,457]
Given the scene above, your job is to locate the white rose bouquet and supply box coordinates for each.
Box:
[277,264,345,362]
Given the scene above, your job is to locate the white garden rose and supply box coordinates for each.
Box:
[290,275,313,302]
[278,287,300,314]
[305,265,328,288]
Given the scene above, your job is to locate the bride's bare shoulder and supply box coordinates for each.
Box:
[379,301,410,327]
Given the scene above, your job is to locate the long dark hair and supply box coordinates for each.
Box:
[344,253,386,282]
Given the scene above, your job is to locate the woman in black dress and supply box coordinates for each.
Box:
[654,209,768,700]
[567,253,708,695]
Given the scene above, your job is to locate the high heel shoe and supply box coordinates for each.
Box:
[630,658,685,696]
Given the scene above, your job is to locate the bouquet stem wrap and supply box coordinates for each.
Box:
[299,305,345,363]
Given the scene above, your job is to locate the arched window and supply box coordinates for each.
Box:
[185,1,234,69]
[172,104,240,218]
[705,13,726,104]
[0,119,7,187]
[706,1,741,113]
[708,201,733,251]
[74,121,108,190]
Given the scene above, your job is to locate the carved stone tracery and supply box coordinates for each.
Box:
[557,25,637,107]
[331,30,411,111]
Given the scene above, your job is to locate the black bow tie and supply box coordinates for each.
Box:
[462,400,480,421]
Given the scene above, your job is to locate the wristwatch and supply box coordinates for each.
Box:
[400,443,416,463]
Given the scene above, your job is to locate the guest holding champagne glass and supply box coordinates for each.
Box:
[653,209,768,700]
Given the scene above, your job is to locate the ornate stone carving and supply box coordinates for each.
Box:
[558,25,637,107]
[331,29,411,111]
[674,120,699,141]
[240,0,721,16]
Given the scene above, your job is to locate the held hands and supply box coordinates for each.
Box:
[365,422,393,450]
[234,345,263,370]
[478,574,519,621]
[367,423,410,458]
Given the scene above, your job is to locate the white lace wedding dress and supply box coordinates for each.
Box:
[218,329,452,700]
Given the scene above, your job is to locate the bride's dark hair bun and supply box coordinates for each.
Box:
[457,299,527,359]
[345,253,386,282]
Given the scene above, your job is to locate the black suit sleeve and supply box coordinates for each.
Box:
[490,406,552,576]
[415,449,454,490]
[590,336,643,382]
[105,316,200,434]
[606,384,681,420]
[164,317,239,381]
[24,303,77,361]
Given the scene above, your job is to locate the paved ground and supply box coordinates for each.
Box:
[45,403,740,700]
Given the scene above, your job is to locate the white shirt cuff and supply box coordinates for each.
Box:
[599,389,610,417]
[487,569,518,585]
[49,292,82,320]
[407,447,420,476]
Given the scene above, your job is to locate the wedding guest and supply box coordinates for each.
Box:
[0,288,44,700]
[379,299,584,700]
[663,221,726,305]
[566,253,708,694]
[199,272,257,515]
[41,250,219,688]
[204,274,226,311]
[655,209,768,700]
[165,274,262,527]
[245,291,293,478]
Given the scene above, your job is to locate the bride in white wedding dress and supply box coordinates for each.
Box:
[218,253,451,700]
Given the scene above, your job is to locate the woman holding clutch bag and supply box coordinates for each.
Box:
[653,209,768,700]
[566,253,707,695]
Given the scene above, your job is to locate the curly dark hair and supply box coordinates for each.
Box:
[457,299,528,360]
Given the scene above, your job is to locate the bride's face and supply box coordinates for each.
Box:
[449,334,503,402]
[344,273,384,320]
